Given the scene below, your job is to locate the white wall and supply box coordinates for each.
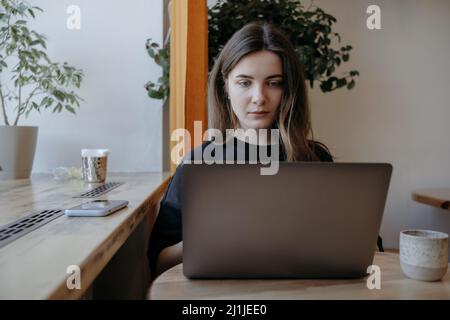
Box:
[14,0,163,172]
[308,0,450,251]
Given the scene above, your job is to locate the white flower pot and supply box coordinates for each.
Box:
[0,125,38,180]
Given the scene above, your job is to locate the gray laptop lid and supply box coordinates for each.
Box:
[182,162,392,279]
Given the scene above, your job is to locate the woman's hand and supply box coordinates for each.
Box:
[155,241,183,278]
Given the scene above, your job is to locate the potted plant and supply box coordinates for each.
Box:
[0,0,84,179]
[145,0,359,100]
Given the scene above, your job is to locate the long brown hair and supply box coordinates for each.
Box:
[209,21,324,161]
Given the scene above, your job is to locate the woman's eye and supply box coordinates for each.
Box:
[238,80,251,87]
[268,81,283,87]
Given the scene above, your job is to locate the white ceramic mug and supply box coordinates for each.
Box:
[400,229,448,281]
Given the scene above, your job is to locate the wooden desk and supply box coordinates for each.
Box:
[0,172,170,299]
[149,253,450,299]
[412,188,450,210]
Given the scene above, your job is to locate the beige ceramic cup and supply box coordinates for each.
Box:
[400,229,448,281]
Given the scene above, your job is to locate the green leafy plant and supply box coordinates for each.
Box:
[146,0,359,101]
[0,0,84,126]
[144,38,169,100]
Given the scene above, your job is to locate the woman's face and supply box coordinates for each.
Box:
[226,50,283,130]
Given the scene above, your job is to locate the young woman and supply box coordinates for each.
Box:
[147,22,336,279]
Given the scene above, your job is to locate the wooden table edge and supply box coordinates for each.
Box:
[47,177,170,299]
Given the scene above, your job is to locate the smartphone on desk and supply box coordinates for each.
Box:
[65,200,129,217]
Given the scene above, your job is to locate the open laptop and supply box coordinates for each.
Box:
[182,162,392,279]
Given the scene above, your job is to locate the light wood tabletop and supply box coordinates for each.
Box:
[412,188,450,211]
[0,172,170,299]
[149,252,450,299]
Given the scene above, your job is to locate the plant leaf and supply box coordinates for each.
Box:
[347,79,355,90]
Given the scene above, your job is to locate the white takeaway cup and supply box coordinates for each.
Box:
[81,149,109,183]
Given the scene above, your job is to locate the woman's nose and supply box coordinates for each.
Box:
[252,85,266,106]
[251,85,266,106]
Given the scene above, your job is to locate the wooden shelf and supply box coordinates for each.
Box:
[412,188,450,211]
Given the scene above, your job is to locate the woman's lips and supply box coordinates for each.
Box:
[248,111,269,116]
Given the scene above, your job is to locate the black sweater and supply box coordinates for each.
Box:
[147,138,333,278]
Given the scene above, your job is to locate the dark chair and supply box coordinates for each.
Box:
[377,235,384,252]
